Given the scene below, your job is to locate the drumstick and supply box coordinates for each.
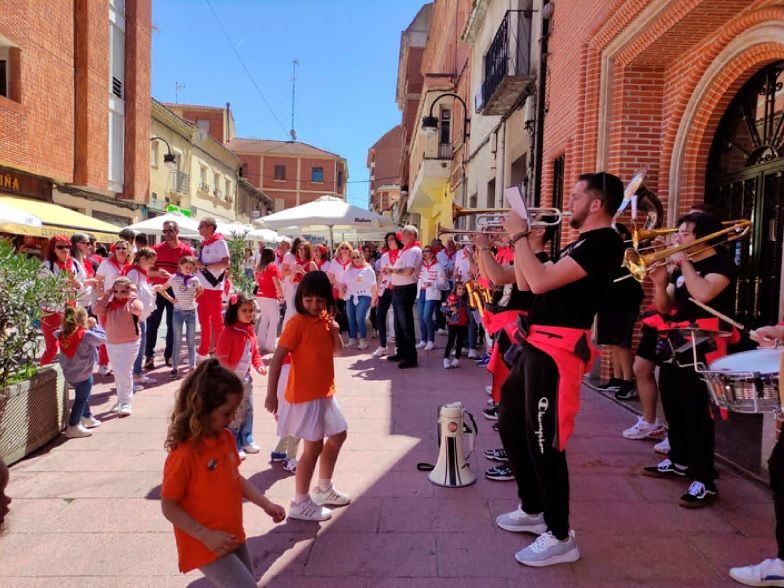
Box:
[687,297,746,331]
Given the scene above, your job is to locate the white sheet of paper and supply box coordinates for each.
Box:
[504,186,529,220]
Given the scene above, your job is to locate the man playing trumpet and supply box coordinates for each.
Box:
[496,172,624,567]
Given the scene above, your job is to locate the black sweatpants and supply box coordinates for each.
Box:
[497,344,570,539]
[768,433,784,559]
[145,290,174,360]
[659,362,716,483]
[391,283,418,362]
[443,325,467,359]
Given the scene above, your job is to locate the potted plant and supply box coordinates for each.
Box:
[226,231,256,296]
[0,238,69,465]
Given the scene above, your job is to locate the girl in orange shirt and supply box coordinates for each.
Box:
[161,359,285,587]
[265,271,348,522]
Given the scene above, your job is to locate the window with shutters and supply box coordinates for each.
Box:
[108,0,126,192]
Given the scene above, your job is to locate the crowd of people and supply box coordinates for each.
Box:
[7,177,784,587]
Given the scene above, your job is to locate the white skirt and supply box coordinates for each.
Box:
[277,395,348,442]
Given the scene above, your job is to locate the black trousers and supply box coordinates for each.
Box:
[497,345,570,539]
[376,289,393,347]
[145,289,174,360]
[659,362,716,483]
[435,290,448,330]
[443,325,467,359]
[335,299,349,333]
[391,283,418,362]
[768,433,784,559]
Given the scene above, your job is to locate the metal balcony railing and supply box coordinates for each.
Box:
[477,10,533,115]
[171,171,189,194]
[437,142,452,159]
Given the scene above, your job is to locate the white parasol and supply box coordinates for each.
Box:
[124,212,200,238]
[246,227,283,244]
[0,201,43,236]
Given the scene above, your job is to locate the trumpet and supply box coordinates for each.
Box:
[621,219,752,282]
[452,203,568,227]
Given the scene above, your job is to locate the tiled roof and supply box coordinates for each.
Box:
[226,138,342,159]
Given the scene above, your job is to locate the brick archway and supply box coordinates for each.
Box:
[668,23,784,221]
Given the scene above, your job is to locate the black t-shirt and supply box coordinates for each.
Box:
[528,227,625,329]
[669,249,737,323]
[490,251,550,312]
[597,264,644,314]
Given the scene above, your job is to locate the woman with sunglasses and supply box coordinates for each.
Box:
[313,244,331,271]
[341,250,378,350]
[371,232,402,358]
[327,242,353,335]
[416,246,446,351]
[283,240,318,326]
[38,234,88,365]
[94,240,133,374]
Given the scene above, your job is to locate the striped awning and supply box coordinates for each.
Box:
[0,196,122,241]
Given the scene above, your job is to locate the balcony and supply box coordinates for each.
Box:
[170,171,189,195]
[476,10,534,115]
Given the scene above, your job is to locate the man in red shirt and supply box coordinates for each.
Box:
[145,220,195,369]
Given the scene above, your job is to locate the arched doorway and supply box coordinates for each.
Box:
[707,61,784,327]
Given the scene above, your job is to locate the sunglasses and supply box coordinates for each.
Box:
[113,289,129,295]
[55,245,69,250]
[115,246,128,250]
[351,255,362,259]
[162,228,176,233]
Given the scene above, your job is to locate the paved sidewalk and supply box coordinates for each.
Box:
[0,340,776,587]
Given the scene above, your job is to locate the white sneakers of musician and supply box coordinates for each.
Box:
[622,416,666,440]
[495,505,547,534]
[729,558,784,587]
[515,530,580,567]
[416,340,427,349]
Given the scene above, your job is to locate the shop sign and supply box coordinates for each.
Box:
[0,166,52,200]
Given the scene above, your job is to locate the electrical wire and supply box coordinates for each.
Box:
[203,0,289,138]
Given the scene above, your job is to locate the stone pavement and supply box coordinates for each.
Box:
[0,339,776,587]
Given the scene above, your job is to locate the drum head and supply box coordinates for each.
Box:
[708,348,783,373]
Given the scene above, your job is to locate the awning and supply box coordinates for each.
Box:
[0,196,122,241]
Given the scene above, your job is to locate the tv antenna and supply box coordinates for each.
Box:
[175,81,186,103]
[289,58,299,141]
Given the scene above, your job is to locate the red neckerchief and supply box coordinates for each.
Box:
[55,256,75,274]
[401,242,420,252]
[59,327,86,358]
[335,258,351,270]
[202,233,225,247]
[107,296,133,311]
[109,257,131,274]
[296,257,311,269]
[126,265,148,282]
[443,249,456,260]
[351,262,366,269]
[388,249,400,264]
[234,322,255,337]
[422,259,438,269]
[275,249,284,263]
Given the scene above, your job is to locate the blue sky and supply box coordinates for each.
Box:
[151,0,426,209]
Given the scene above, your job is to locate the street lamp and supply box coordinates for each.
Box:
[420,92,470,138]
[151,136,177,168]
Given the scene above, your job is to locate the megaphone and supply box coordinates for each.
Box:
[427,401,476,488]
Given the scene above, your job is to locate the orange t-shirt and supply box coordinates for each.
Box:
[278,313,336,403]
[161,429,245,573]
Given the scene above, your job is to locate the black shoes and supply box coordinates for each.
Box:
[144,357,155,371]
[387,354,403,362]
[642,458,688,479]
[482,406,499,420]
[679,481,718,508]
[613,380,638,400]
[398,360,418,369]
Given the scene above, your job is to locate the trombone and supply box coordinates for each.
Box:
[628,221,738,250]
[621,219,752,282]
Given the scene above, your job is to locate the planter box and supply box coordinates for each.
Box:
[0,366,67,465]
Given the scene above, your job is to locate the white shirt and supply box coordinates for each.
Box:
[197,237,230,291]
[96,258,126,293]
[168,273,201,311]
[376,251,392,295]
[436,249,457,279]
[39,259,87,311]
[328,258,352,300]
[417,261,445,301]
[343,264,376,303]
[453,248,473,282]
[390,245,422,287]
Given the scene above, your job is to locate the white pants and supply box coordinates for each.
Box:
[282,288,297,328]
[255,297,279,352]
[106,340,140,405]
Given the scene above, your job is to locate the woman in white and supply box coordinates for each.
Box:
[327,241,353,335]
[341,249,378,350]
[94,240,132,375]
[371,232,401,357]
[280,237,301,324]
[416,246,447,350]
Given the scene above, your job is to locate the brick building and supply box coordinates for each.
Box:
[0,0,151,229]
[226,139,348,212]
[367,125,403,214]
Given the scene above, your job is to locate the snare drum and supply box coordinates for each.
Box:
[700,349,782,414]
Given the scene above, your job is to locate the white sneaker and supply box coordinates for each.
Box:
[135,375,155,384]
[515,530,580,567]
[358,338,368,350]
[110,403,120,413]
[451,358,460,368]
[729,558,784,587]
[443,358,452,369]
[437,328,448,336]
[622,416,666,440]
[283,457,298,472]
[97,365,111,376]
[345,338,358,348]
[243,442,261,454]
[80,416,101,429]
[371,346,387,358]
[133,383,144,393]
[288,497,332,521]
[311,485,351,507]
[468,349,478,359]
[238,449,247,461]
[654,436,671,455]
[496,506,547,534]
[486,385,493,396]
[416,340,427,349]
[64,424,92,438]
[117,404,133,417]
[424,341,435,351]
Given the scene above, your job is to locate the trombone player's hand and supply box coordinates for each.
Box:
[471,232,492,250]
[649,264,669,288]
[503,211,529,237]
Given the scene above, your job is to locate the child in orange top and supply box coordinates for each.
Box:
[161,359,285,587]
[265,271,348,522]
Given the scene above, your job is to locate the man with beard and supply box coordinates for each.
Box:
[497,172,624,567]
